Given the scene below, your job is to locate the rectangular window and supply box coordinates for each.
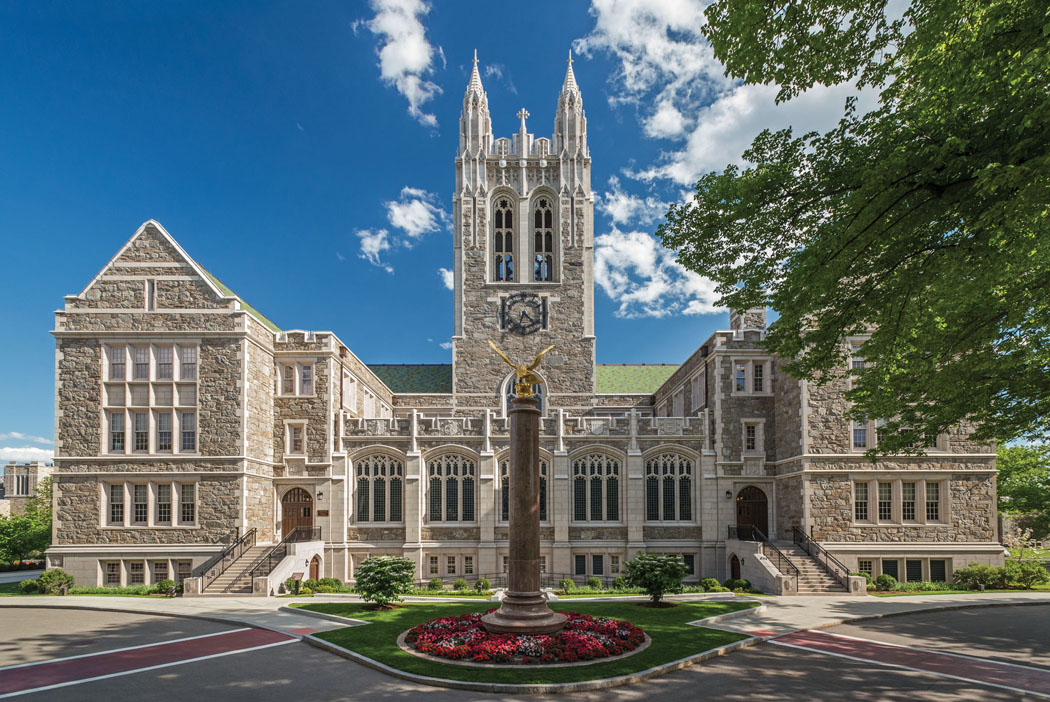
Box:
[110,413,125,452]
[152,561,168,582]
[109,484,124,525]
[906,559,922,583]
[882,559,899,580]
[464,556,473,575]
[180,347,197,380]
[157,412,172,451]
[682,554,695,575]
[853,420,868,449]
[851,344,865,369]
[610,555,620,574]
[180,484,195,523]
[573,479,587,521]
[146,280,156,311]
[176,561,192,583]
[902,482,916,521]
[926,482,940,521]
[857,559,874,576]
[289,425,304,455]
[591,554,604,576]
[745,424,758,452]
[502,555,509,573]
[854,482,869,521]
[446,555,456,575]
[540,556,547,574]
[752,364,764,393]
[156,347,173,380]
[301,365,313,395]
[133,347,150,380]
[106,384,125,406]
[157,484,171,524]
[105,562,120,586]
[177,384,196,406]
[429,555,438,576]
[133,484,148,524]
[930,559,947,582]
[878,482,893,521]
[109,347,126,381]
[574,555,586,576]
[134,412,149,451]
[130,384,149,406]
[181,412,196,452]
[735,363,746,392]
[129,561,145,585]
[154,385,172,406]
[282,365,295,395]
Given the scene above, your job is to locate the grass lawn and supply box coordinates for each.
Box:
[298,599,756,684]
[874,585,1050,597]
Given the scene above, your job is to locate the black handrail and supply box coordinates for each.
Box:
[247,526,323,582]
[793,526,850,590]
[202,528,257,591]
[727,525,800,590]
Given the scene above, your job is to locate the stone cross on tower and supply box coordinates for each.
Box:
[517,108,530,134]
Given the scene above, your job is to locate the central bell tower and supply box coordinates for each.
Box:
[451,52,595,411]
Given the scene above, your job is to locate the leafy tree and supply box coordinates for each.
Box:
[997,444,1050,538]
[623,553,688,604]
[661,0,1050,452]
[36,568,75,594]
[0,477,53,565]
[354,556,415,607]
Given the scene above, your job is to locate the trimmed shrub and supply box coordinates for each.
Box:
[698,577,721,592]
[68,585,153,595]
[874,574,898,591]
[303,578,322,591]
[354,555,416,607]
[453,578,469,591]
[952,562,995,589]
[559,577,575,593]
[851,571,873,584]
[313,585,339,594]
[37,569,75,594]
[586,577,603,589]
[624,553,688,604]
[427,577,444,591]
[723,578,750,591]
[153,579,177,594]
[707,586,731,592]
[1013,560,1050,589]
[475,577,491,593]
[318,577,343,590]
[18,579,38,594]
[612,576,628,589]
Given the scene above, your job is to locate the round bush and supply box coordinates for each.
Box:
[37,569,75,594]
[153,579,177,594]
[313,585,338,593]
[453,578,469,591]
[586,577,603,589]
[475,577,491,592]
[698,577,721,592]
[303,578,321,591]
[18,579,39,594]
[723,578,750,591]
[624,553,688,603]
[612,576,628,589]
[874,574,898,591]
[851,571,873,584]
[318,577,343,590]
[559,577,575,593]
[354,555,415,607]
[427,577,444,591]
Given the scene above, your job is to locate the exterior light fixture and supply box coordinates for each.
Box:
[725,490,733,500]
[317,491,324,500]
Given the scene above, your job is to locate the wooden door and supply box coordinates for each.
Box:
[281,488,313,539]
[730,554,741,580]
[735,486,768,539]
[309,555,321,581]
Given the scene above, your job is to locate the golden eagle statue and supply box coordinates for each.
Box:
[488,340,555,399]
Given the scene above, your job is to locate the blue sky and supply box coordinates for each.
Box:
[0,1,862,463]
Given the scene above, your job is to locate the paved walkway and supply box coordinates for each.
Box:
[0,571,42,585]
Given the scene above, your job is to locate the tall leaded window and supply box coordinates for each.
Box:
[493,198,515,282]
[571,454,620,521]
[427,455,477,522]
[355,454,404,522]
[499,458,548,522]
[645,454,693,521]
[532,197,554,281]
[504,374,544,415]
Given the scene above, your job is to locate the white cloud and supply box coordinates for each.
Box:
[439,341,452,350]
[597,176,668,226]
[356,229,394,273]
[438,267,454,290]
[385,187,449,242]
[594,228,723,318]
[0,446,54,463]
[0,432,52,445]
[483,63,517,95]
[358,0,443,127]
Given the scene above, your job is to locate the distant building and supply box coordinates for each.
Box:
[0,462,52,517]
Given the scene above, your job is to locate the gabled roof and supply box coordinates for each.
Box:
[199,268,282,333]
[596,364,680,394]
[368,364,453,394]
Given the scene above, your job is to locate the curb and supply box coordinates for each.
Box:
[279,605,368,626]
[303,631,761,694]
[0,602,306,640]
[687,601,766,627]
[806,597,1050,634]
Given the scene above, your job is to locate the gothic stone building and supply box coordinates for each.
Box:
[47,57,1003,592]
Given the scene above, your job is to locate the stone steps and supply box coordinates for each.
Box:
[202,545,274,594]
[769,543,849,595]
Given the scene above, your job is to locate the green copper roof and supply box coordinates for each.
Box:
[596,364,680,394]
[200,268,282,333]
[369,364,453,393]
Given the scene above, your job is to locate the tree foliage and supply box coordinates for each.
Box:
[354,555,415,607]
[0,477,53,564]
[661,0,1050,452]
[623,553,688,603]
[997,444,1050,538]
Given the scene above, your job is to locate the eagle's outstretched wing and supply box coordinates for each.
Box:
[488,340,518,369]
[527,345,556,371]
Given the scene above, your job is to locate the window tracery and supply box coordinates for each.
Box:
[355,454,404,522]
[644,454,693,521]
[493,198,514,282]
[571,453,621,521]
[532,197,554,281]
[427,454,477,522]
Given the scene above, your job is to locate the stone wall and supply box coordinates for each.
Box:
[245,328,275,463]
[55,339,102,458]
[199,339,243,456]
[244,472,274,542]
[773,357,803,460]
[775,473,804,539]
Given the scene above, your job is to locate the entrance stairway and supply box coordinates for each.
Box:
[773,543,848,594]
[201,544,272,595]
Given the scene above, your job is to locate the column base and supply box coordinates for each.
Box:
[480,591,568,635]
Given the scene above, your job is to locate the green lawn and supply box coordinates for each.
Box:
[298,599,756,684]
[874,585,1050,597]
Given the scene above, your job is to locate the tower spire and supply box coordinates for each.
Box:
[562,48,580,97]
[466,48,485,98]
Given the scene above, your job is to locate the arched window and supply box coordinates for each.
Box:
[503,373,544,415]
[493,198,514,282]
[427,454,477,522]
[499,457,548,522]
[532,197,554,281]
[645,454,693,521]
[355,454,403,522]
[571,453,620,521]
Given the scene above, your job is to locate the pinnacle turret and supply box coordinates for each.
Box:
[465,49,486,105]
[561,49,581,99]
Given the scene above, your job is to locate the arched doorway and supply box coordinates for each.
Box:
[309,555,321,581]
[281,488,313,539]
[736,486,768,539]
[730,554,741,580]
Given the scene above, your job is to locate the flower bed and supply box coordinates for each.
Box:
[404,610,646,664]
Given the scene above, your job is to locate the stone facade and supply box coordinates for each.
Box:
[46,57,1002,589]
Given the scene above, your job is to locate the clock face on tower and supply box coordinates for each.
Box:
[501,293,547,335]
